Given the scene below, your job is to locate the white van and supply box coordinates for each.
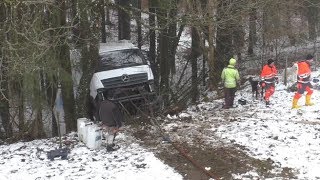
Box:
[89,41,157,120]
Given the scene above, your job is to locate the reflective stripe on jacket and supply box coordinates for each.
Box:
[221,65,240,88]
[297,61,311,83]
[260,64,277,83]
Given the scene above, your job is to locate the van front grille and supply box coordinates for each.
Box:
[101,73,148,88]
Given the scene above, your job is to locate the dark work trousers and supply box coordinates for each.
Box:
[224,88,236,108]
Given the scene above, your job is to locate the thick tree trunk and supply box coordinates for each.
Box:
[76,0,99,120]
[206,0,216,90]
[117,0,131,40]
[158,5,170,106]
[215,0,233,87]
[149,0,158,86]
[58,0,76,132]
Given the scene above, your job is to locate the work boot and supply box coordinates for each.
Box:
[305,95,314,106]
[106,143,120,152]
[292,98,301,109]
[266,101,270,106]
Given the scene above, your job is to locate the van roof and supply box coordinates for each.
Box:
[99,41,138,54]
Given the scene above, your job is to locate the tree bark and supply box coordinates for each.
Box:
[117,0,131,40]
[191,27,200,103]
[100,0,106,43]
[57,0,76,132]
[133,0,142,49]
[206,0,216,90]
[168,0,177,75]
[248,7,257,55]
[149,0,158,85]
[71,0,80,46]
[306,0,318,41]
[76,0,99,120]
[215,0,233,87]
[0,3,11,139]
[158,3,170,106]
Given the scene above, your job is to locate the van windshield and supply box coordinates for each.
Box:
[96,49,147,72]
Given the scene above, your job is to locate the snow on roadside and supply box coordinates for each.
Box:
[0,132,182,180]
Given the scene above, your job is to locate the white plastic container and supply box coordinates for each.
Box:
[82,122,93,144]
[86,124,102,149]
[77,118,92,143]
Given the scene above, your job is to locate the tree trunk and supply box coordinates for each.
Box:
[100,0,106,43]
[306,0,318,41]
[248,7,257,55]
[158,4,170,106]
[168,0,177,75]
[117,0,131,40]
[206,0,216,90]
[215,0,233,87]
[134,0,142,49]
[191,27,200,103]
[16,3,26,135]
[149,0,158,86]
[58,0,76,132]
[76,0,99,119]
[0,3,11,139]
[232,21,245,63]
[71,0,80,46]
[30,76,46,139]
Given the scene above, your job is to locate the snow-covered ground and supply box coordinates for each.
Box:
[186,70,320,179]
[0,132,182,180]
[2,70,320,180]
[215,79,320,179]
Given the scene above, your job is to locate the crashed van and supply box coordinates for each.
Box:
[89,41,157,121]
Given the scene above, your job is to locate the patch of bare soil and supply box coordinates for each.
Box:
[128,119,296,180]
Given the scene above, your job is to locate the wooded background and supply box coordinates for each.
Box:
[0,0,319,141]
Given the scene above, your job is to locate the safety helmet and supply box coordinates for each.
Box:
[229,58,236,65]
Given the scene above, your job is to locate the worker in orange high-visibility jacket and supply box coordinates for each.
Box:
[292,54,314,109]
[260,59,278,106]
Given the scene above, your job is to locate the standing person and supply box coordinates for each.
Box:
[221,58,240,109]
[260,59,278,106]
[98,100,123,151]
[292,54,314,109]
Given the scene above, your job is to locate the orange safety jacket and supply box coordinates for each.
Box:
[296,61,311,83]
[260,64,277,84]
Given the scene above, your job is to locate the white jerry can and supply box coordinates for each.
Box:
[77,118,88,142]
[82,122,93,144]
[77,118,93,143]
[86,124,102,149]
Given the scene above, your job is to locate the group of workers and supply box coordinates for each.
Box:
[221,54,315,109]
